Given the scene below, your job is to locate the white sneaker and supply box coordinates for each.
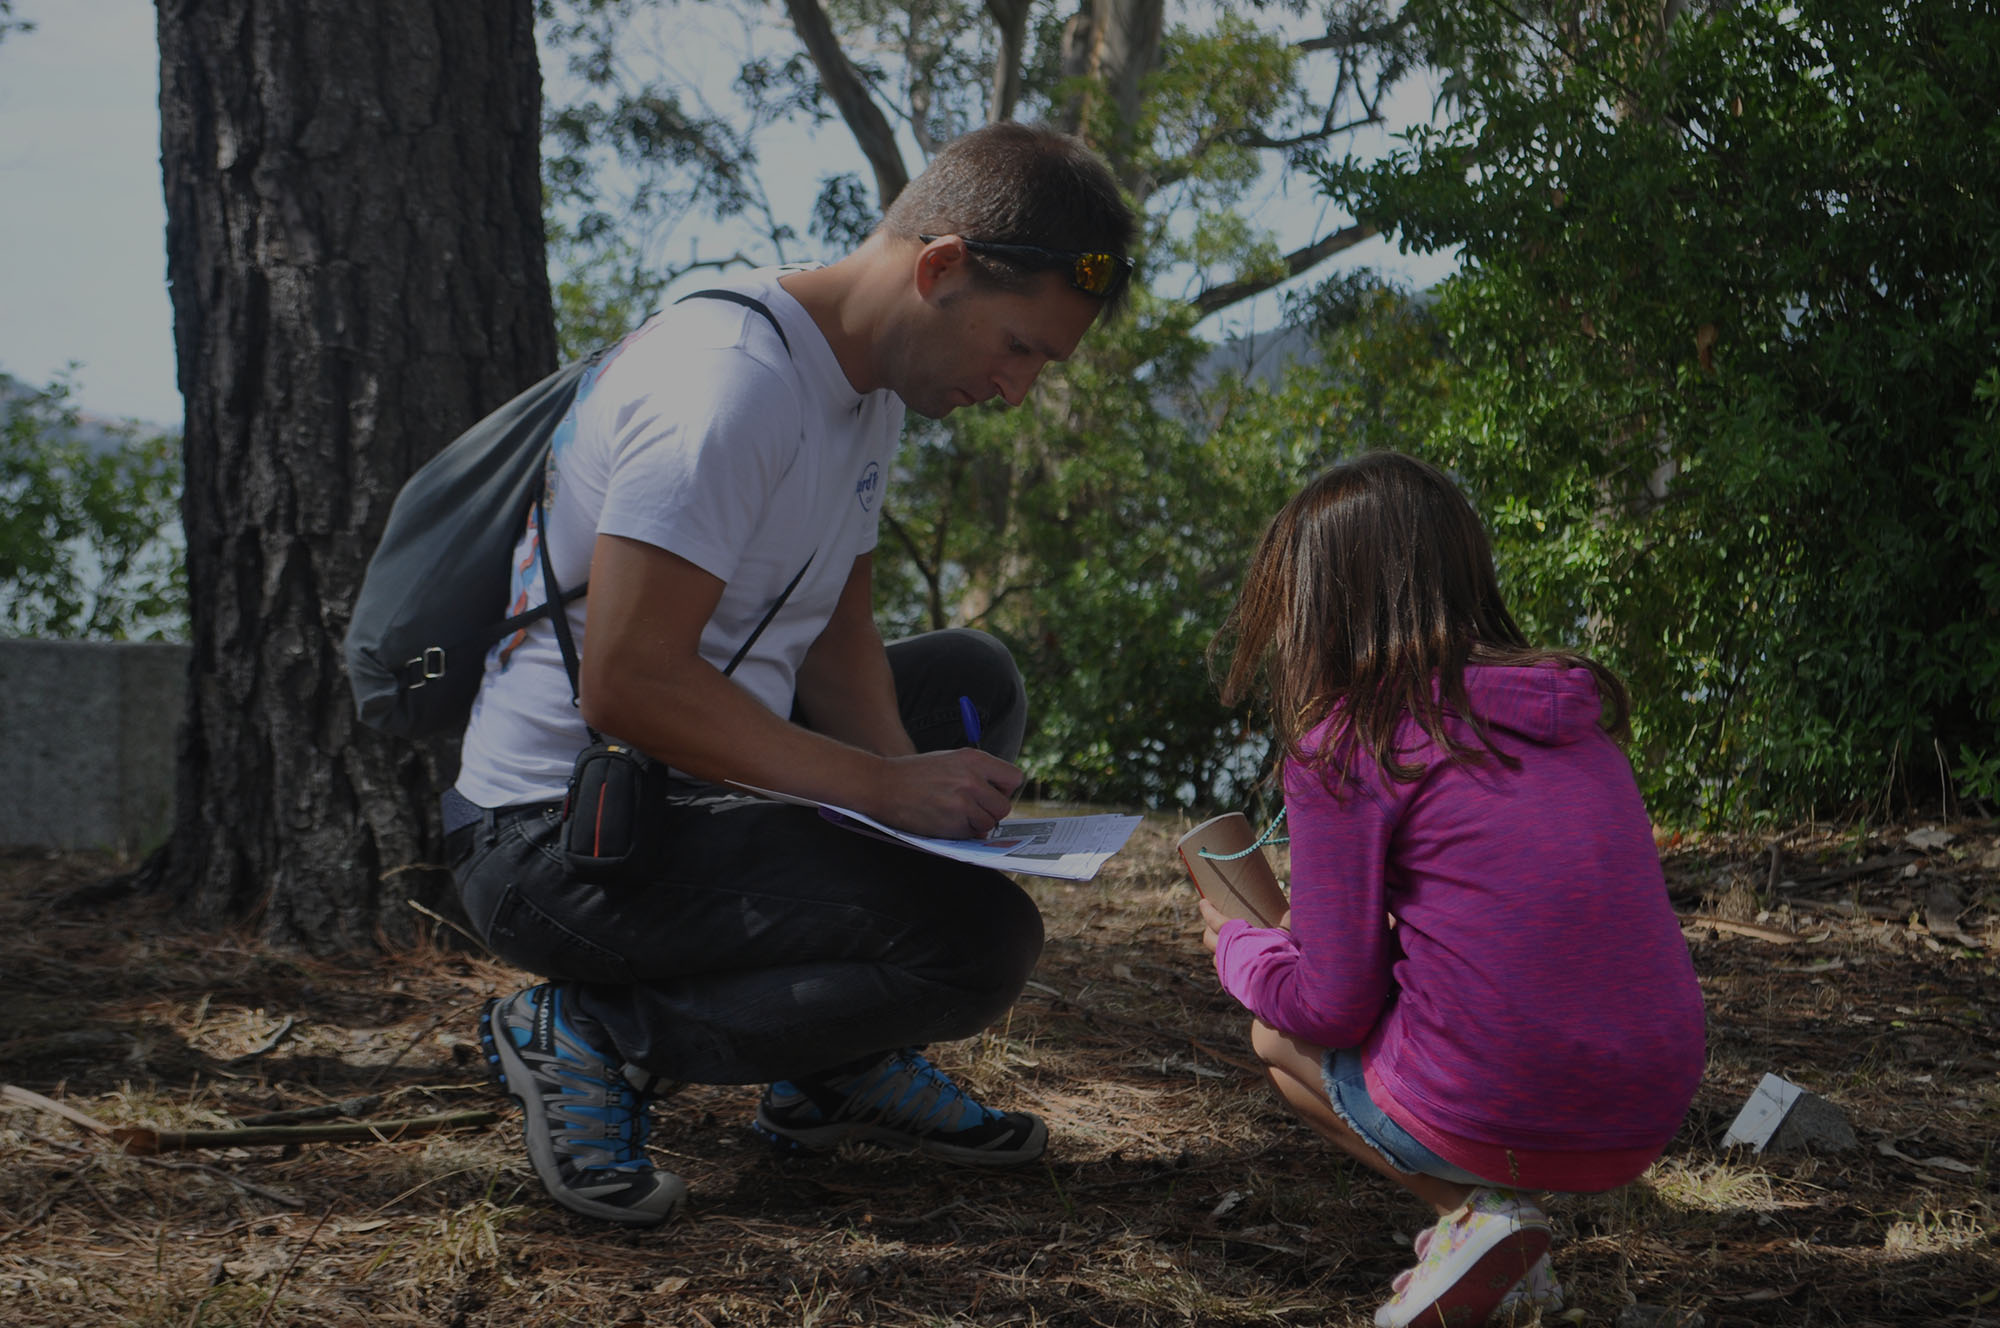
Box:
[1499,1252,1565,1315]
[1410,1233,1565,1317]
[1404,1235,1565,1318]
[1374,1189,1554,1328]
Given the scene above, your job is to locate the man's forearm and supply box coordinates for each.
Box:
[588,656,1016,838]
[793,551,916,757]
[579,534,1017,837]
[794,634,915,758]
[585,652,882,800]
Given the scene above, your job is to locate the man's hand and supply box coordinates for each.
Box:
[867,748,1024,839]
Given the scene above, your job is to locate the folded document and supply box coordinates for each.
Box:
[729,783,1141,882]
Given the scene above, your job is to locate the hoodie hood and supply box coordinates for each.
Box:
[1460,663,1605,747]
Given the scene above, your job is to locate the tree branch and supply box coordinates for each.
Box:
[1293,16,1414,55]
[660,251,759,285]
[1234,113,1385,152]
[879,505,945,629]
[783,0,910,207]
[1189,221,1380,317]
[1153,110,1390,190]
[985,0,1032,124]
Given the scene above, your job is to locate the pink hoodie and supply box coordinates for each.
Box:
[1214,663,1705,1174]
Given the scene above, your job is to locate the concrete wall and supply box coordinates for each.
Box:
[0,639,188,854]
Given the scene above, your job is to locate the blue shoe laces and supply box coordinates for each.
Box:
[847,1049,997,1132]
[527,996,653,1172]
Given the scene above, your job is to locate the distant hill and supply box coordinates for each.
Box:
[1191,321,1324,395]
[0,372,178,455]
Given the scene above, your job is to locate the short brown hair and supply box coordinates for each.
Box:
[1212,451,1630,786]
[882,123,1137,312]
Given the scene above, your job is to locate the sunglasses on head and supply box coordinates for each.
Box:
[920,234,1134,299]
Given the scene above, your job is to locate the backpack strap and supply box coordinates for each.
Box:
[535,491,600,740]
[722,551,816,677]
[487,579,587,642]
[516,288,789,633]
[536,287,809,736]
[676,288,791,355]
[536,491,816,736]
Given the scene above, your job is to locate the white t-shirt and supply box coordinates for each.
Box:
[455,269,903,806]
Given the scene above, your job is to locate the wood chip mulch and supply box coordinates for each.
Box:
[1,816,1995,1326]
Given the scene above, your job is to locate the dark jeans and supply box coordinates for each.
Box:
[444,628,1044,1084]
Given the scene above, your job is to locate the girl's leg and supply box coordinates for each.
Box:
[1248,1018,1474,1216]
[1249,1020,1559,1325]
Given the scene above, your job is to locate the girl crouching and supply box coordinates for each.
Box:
[1201,452,1705,1326]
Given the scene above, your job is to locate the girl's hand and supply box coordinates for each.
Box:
[1200,897,1295,953]
[1197,896,1230,953]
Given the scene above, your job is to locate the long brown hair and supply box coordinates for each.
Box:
[1211,452,1629,785]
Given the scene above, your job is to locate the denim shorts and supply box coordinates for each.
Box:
[1321,1047,1487,1184]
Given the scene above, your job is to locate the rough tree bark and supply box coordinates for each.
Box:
[1087,0,1164,190]
[153,0,555,949]
[985,0,1033,124]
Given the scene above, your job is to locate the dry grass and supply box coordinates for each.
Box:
[1,815,1996,1326]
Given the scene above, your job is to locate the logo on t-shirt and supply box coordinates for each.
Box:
[855,461,880,512]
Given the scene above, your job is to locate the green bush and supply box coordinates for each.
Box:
[873,302,1297,809]
[1319,0,2000,822]
[0,373,186,640]
[869,280,1455,811]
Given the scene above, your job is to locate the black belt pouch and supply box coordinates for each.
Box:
[559,740,667,885]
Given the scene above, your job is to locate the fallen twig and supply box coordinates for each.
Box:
[254,1207,336,1328]
[20,1129,308,1211]
[1778,853,1917,890]
[4,1085,494,1156]
[405,897,489,954]
[1678,914,1817,945]
[860,1197,968,1228]
[1779,896,1919,924]
[112,1110,499,1155]
[238,1094,383,1126]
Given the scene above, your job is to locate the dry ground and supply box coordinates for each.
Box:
[1,816,1996,1327]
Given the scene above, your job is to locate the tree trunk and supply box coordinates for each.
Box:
[153,0,555,950]
[984,0,1032,124]
[1047,0,1165,197]
[1091,0,1163,185]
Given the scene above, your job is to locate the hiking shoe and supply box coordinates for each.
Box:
[480,983,687,1226]
[752,1047,1047,1167]
[1374,1189,1553,1327]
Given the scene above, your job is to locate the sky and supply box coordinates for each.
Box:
[0,0,176,425]
[0,0,1453,431]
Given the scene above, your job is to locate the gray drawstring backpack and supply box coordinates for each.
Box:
[343,291,788,738]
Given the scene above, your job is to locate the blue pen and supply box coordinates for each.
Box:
[958,694,982,748]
